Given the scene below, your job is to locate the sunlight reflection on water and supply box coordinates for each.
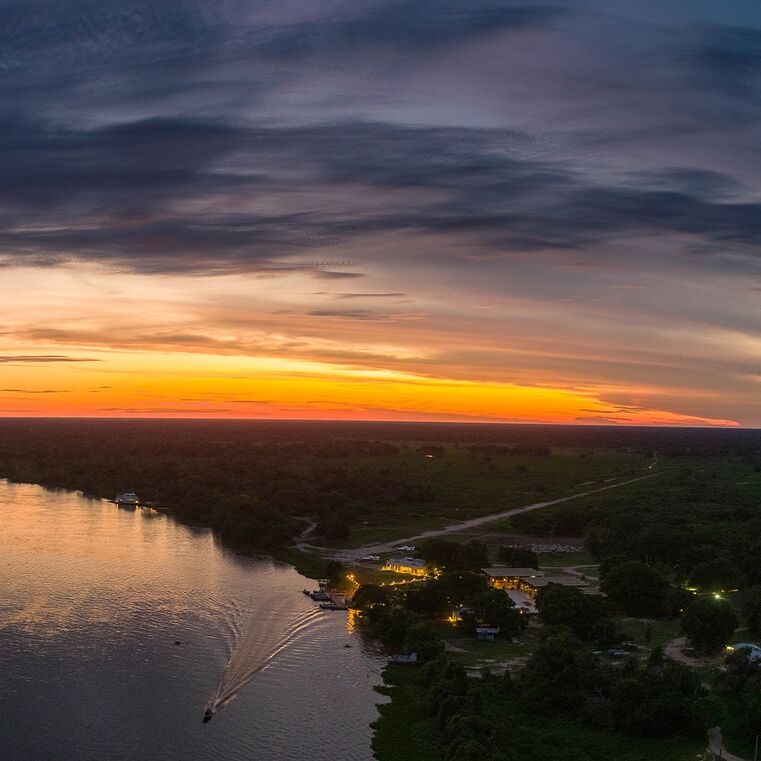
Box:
[0,480,385,761]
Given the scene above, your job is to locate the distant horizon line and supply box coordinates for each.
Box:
[0,415,756,431]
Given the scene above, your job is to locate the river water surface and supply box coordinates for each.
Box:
[0,480,385,760]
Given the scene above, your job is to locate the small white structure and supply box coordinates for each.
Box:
[476,627,500,641]
[390,653,419,664]
[728,643,761,662]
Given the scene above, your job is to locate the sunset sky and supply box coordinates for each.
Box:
[1,0,760,425]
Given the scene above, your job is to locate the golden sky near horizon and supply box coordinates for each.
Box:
[0,264,748,426]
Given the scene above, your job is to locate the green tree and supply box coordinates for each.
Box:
[535,584,614,642]
[317,515,350,541]
[418,539,489,571]
[681,598,738,654]
[322,560,345,587]
[405,584,450,617]
[720,648,761,694]
[351,583,391,609]
[601,560,670,617]
[402,621,444,663]
[609,677,691,737]
[689,557,746,592]
[741,585,761,634]
[459,589,526,638]
[414,571,490,615]
[741,676,761,739]
[519,629,595,712]
[497,546,538,568]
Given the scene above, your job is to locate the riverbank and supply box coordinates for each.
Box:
[372,666,439,761]
[274,547,334,580]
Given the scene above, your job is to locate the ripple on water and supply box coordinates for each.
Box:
[0,480,386,761]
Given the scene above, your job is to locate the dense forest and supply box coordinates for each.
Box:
[0,419,758,556]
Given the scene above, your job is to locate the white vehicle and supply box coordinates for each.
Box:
[394,545,415,552]
[360,554,380,562]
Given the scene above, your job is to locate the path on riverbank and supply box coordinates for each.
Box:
[664,636,702,667]
[294,517,318,550]
[707,727,749,761]
[332,470,665,562]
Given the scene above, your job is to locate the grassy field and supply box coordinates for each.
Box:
[618,617,681,649]
[325,446,651,546]
[442,625,544,665]
[718,702,758,759]
[509,455,761,541]
[538,551,597,567]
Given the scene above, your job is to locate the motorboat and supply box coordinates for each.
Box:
[202,707,215,723]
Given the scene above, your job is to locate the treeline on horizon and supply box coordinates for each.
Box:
[3,417,760,451]
[0,419,759,557]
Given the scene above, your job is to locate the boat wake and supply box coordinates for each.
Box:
[204,599,322,721]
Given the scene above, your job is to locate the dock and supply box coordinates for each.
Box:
[304,588,351,609]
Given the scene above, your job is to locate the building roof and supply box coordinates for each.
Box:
[482,567,543,578]
[385,556,426,568]
[528,576,588,588]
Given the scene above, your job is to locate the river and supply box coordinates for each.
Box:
[0,480,385,760]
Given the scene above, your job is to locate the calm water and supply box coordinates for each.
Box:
[0,480,385,761]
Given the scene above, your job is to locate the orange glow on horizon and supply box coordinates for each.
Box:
[0,265,748,428]
[0,345,739,427]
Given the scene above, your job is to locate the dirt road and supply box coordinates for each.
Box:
[333,471,665,562]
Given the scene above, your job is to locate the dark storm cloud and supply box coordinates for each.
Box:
[626,169,745,200]
[2,117,760,274]
[0,0,760,277]
[0,1,218,73]
[0,0,562,71]
[694,25,761,94]
[253,0,564,58]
